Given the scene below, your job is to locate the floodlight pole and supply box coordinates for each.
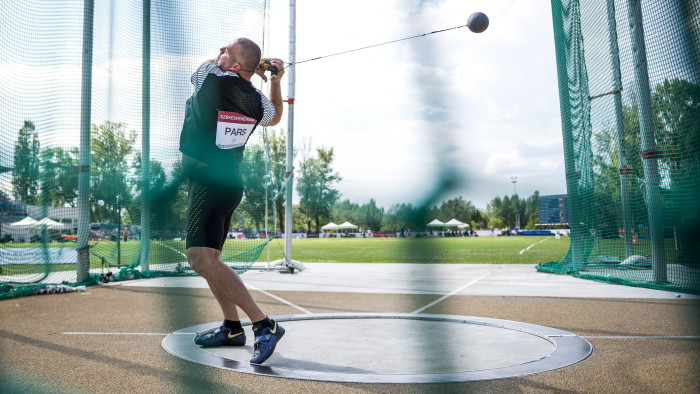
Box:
[511,177,520,230]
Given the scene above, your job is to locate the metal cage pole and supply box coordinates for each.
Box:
[605,0,635,258]
[551,0,583,265]
[140,0,151,271]
[628,0,666,282]
[77,0,94,282]
[283,0,296,266]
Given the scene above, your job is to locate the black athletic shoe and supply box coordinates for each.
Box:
[250,320,285,364]
[194,325,246,347]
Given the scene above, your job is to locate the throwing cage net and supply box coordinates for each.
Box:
[538,0,700,294]
[0,0,280,300]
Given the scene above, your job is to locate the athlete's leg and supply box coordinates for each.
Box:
[187,246,266,323]
[185,165,283,360]
[185,166,260,320]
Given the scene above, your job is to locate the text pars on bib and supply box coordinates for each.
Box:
[215,111,257,149]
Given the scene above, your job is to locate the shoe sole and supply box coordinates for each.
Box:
[250,328,285,364]
[194,330,246,347]
[194,337,246,347]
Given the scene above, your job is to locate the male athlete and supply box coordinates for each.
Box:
[178,37,285,364]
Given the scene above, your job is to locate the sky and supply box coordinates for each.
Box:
[262,0,566,209]
[0,0,567,211]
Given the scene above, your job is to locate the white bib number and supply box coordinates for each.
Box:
[215,111,256,149]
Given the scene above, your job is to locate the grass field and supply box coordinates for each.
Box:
[0,236,570,278]
[257,235,570,264]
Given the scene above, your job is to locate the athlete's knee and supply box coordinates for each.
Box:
[186,247,219,277]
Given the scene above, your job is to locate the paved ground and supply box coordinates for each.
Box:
[1,263,699,393]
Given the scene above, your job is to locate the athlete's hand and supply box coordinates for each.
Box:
[269,59,285,83]
[256,59,285,83]
[255,66,268,82]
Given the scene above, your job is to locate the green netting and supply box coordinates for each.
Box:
[539,0,700,294]
[0,0,281,300]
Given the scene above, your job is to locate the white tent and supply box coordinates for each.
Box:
[321,222,340,231]
[36,217,66,229]
[337,221,358,230]
[10,216,39,227]
[426,219,445,227]
[444,218,466,227]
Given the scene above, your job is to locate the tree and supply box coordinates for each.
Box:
[90,121,136,224]
[652,78,700,179]
[487,192,540,229]
[488,217,504,229]
[239,145,268,230]
[165,159,189,234]
[359,198,384,231]
[265,130,289,233]
[332,199,360,225]
[12,121,41,204]
[591,78,699,230]
[651,78,700,221]
[381,202,422,231]
[330,198,384,231]
[436,196,478,224]
[487,196,515,227]
[130,152,171,235]
[523,191,540,229]
[296,144,341,232]
[39,147,79,207]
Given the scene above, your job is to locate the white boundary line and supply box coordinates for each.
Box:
[584,335,700,339]
[245,282,313,314]
[519,237,551,255]
[411,272,491,314]
[62,332,168,336]
[155,241,187,258]
[153,241,310,314]
[61,333,700,339]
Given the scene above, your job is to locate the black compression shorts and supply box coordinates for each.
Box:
[185,166,244,250]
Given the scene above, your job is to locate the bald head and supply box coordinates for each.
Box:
[231,38,261,72]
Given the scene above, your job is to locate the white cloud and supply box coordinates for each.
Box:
[0,0,566,210]
[264,0,565,209]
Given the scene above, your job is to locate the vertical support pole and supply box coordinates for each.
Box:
[77,0,94,282]
[628,0,666,282]
[680,0,700,84]
[511,177,520,230]
[140,0,151,271]
[551,0,582,265]
[107,0,115,120]
[606,0,635,257]
[117,199,121,267]
[283,0,296,265]
[264,131,271,268]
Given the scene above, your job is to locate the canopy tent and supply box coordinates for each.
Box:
[444,218,467,227]
[36,217,66,229]
[337,221,358,230]
[321,222,339,231]
[10,216,65,230]
[10,216,39,227]
[426,219,445,227]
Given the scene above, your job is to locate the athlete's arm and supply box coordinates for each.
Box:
[264,59,284,126]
